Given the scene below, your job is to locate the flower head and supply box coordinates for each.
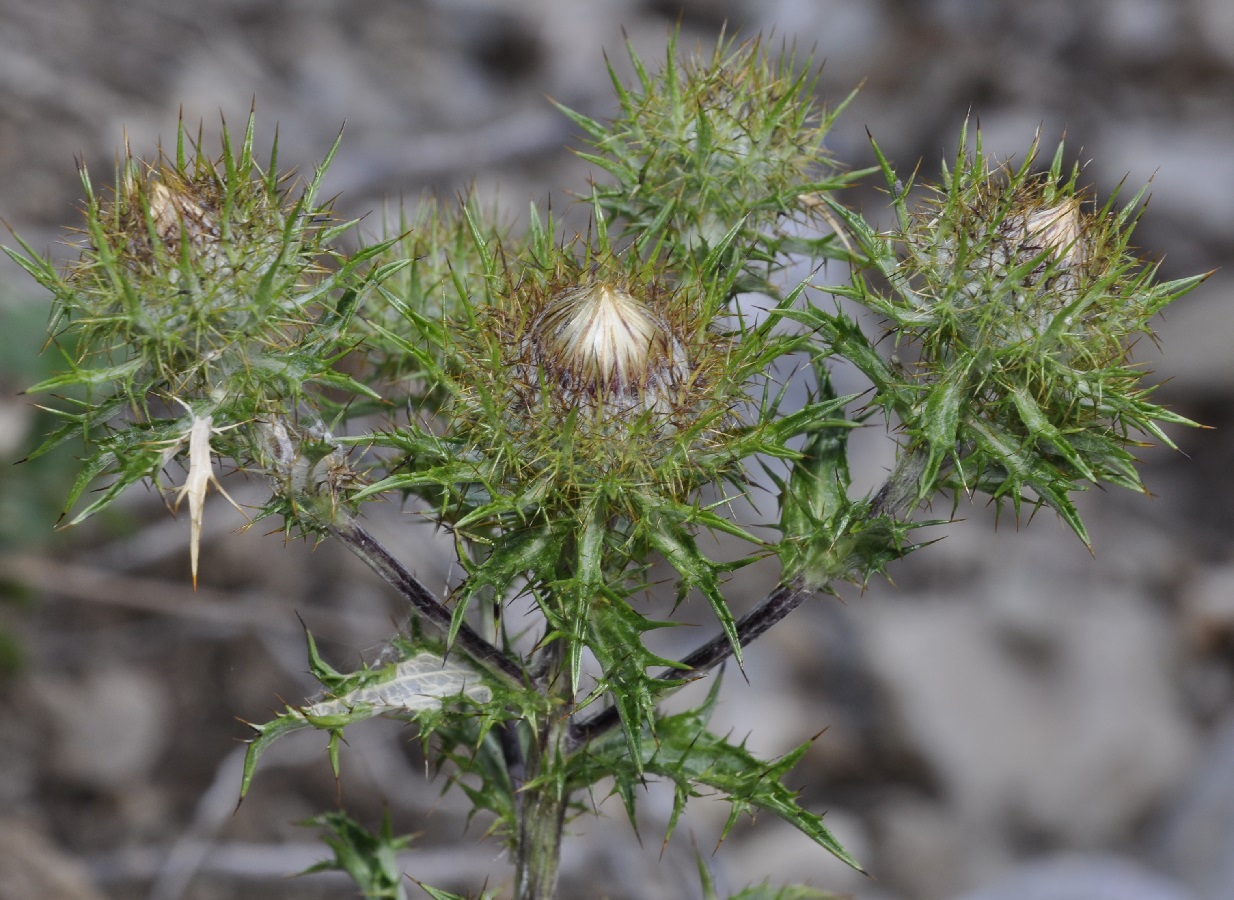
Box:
[564,34,849,265]
[524,281,689,415]
[13,114,375,533]
[850,128,1205,538]
[382,228,794,530]
[479,255,741,496]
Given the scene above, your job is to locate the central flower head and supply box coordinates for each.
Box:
[448,258,747,500]
[525,281,689,414]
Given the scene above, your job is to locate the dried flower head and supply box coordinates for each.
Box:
[102,159,283,290]
[415,241,772,518]
[524,281,689,414]
[45,116,340,414]
[12,114,375,536]
[493,263,733,476]
[900,153,1108,353]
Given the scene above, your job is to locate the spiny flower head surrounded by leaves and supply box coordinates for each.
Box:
[9,113,392,537]
[561,32,858,275]
[828,127,1207,543]
[364,207,815,520]
[491,257,740,494]
[358,206,855,700]
[36,118,335,410]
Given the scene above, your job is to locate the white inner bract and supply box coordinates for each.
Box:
[530,283,689,408]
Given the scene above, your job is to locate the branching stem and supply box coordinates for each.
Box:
[330,518,527,687]
[565,449,929,751]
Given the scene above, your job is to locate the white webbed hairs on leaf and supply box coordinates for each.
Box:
[303,652,493,719]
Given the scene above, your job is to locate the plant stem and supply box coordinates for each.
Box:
[565,448,930,751]
[513,639,570,899]
[868,444,928,520]
[565,577,810,749]
[513,742,568,899]
[330,518,526,686]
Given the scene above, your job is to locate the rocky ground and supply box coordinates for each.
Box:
[2,1,1234,899]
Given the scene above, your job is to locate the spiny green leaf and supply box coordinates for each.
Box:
[1009,386,1095,481]
[641,500,743,670]
[583,598,683,768]
[571,682,864,874]
[969,419,1090,547]
[299,810,412,900]
[25,358,144,394]
[241,638,503,799]
[918,358,974,496]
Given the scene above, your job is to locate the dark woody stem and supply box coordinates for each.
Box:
[330,517,526,687]
[565,447,929,751]
[565,578,810,750]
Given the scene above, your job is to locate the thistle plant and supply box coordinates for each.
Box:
[10,33,1204,900]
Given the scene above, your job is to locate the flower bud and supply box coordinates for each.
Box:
[148,180,218,251]
[1000,196,1087,292]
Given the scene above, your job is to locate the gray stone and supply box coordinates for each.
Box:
[1157,713,1234,900]
[0,818,105,900]
[30,663,172,792]
[874,793,1011,899]
[1095,124,1234,237]
[718,810,873,897]
[1193,0,1234,66]
[859,581,1198,846]
[1097,0,1182,60]
[954,853,1195,900]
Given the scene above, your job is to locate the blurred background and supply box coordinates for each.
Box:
[2,1,1233,898]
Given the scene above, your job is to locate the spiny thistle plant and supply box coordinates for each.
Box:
[10,33,1205,900]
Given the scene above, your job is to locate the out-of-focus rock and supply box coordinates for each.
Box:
[0,818,105,900]
[29,663,172,791]
[1156,713,1234,900]
[718,809,875,897]
[859,578,1198,847]
[1177,560,1234,655]
[751,0,892,85]
[1096,0,1183,61]
[873,792,1011,899]
[1193,0,1234,66]
[1147,278,1234,396]
[1095,124,1234,238]
[954,853,1195,900]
